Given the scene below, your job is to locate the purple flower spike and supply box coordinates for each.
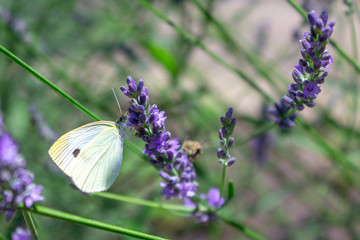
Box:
[217,108,237,166]
[0,113,44,221]
[120,77,198,200]
[269,10,335,129]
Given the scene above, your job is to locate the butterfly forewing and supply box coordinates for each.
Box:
[48,121,124,193]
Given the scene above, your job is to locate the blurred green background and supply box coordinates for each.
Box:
[1,0,360,239]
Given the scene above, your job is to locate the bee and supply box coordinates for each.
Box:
[181,140,203,162]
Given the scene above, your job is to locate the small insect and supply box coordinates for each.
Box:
[48,89,127,193]
[181,140,203,162]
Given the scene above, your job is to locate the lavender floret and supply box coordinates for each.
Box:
[184,188,225,223]
[11,227,31,240]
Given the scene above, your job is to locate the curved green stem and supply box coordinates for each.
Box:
[218,212,266,240]
[219,164,227,197]
[93,192,192,213]
[136,0,273,102]
[238,122,276,145]
[22,210,39,240]
[21,205,167,240]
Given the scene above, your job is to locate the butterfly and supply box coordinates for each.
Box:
[48,89,127,193]
[48,116,127,193]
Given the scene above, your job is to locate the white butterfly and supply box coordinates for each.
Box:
[48,116,127,193]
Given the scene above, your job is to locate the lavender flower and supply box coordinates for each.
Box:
[29,105,59,141]
[0,8,32,43]
[217,107,236,166]
[11,227,31,240]
[0,114,44,221]
[251,132,274,165]
[269,10,335,129]
[185,188,225,223]
[120,76,198,200]
[268,98,298,130]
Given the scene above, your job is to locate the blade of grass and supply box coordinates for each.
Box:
[23,205,167,240]
[296,118,360,182]
[343,4,359,149]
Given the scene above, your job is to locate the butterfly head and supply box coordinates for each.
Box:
[116,115,127,125]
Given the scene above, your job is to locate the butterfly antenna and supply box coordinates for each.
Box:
[112,88,123,115]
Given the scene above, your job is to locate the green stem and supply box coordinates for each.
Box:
[217,212,266,240]
[286,0,360,73]
[220,165,227,197]
[22,210,39,240]
[296,119,360,177]
[22,205,167,240]
[136,0,273,102]
[344,9,359,149]
[329,39,360,73]
[0,44,100,121]
[238,122,276,145]
[93,192,193,213]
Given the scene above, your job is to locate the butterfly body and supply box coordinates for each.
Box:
[48,119,126,193]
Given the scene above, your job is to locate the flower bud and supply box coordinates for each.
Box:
[299,59,308,67]
[227,137,234,148]
[307,10,319,26]
[320,11,328,25]
[127,76,137,93]
[137,79,144,93]
[297,104,305,111]
[226,157,236,166]
[305,100,315,107]
[225,107,233,119]
[217,148,226,159]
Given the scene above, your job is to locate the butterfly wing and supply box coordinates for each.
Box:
[48,121,124,193]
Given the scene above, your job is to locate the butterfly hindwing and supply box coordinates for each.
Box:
[71,126,123,192]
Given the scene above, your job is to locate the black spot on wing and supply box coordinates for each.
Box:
[73,148,80,158]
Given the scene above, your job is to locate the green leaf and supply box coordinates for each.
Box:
[227,181,234,202]
[145,43,178,76]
